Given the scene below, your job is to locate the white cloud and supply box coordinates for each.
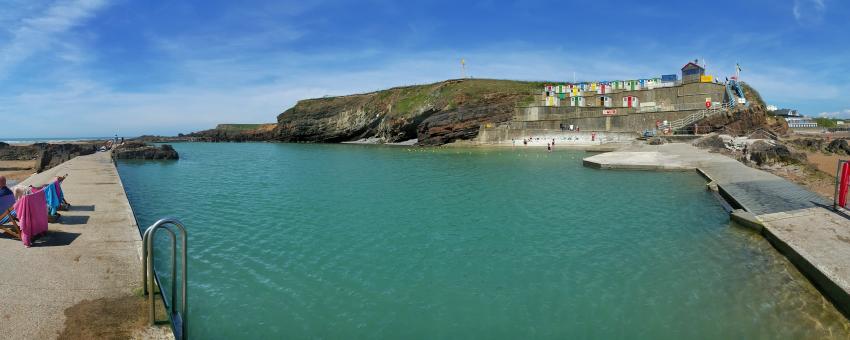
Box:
[819,109,850,118]
[1,30,848,138]
[0,0,109,78]
[793,0,826,25]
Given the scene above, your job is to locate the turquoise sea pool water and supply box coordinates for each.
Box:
[117,143,850,339]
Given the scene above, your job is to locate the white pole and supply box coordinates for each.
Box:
[460,58,466,79]
[735,62,740,80]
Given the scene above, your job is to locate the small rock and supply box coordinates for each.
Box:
[647,137,667,145]
[692,134,726,149]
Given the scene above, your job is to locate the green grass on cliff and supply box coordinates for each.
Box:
[394,87,432,114]
[388,79,544,116]
[214,124,276,132]
[740,82,766,108]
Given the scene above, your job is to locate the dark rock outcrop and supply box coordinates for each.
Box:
[788,137,825,152]
[700,106,788,138]
[0,143,98,172]
[185,124,278,142]
[112,142,179,160]
[826,139,850,155]
[34,143,98,172]
[749,141,806,166]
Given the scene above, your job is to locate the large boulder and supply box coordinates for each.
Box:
[749,141,805,166]
[112,143,179,160]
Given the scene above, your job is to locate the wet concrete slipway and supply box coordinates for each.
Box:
[585,143,850,319]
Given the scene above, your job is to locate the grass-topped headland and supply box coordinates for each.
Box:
[275,78,545,145]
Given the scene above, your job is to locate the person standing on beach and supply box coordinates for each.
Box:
[547,143,552,152]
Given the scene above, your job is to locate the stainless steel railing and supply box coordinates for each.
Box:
[142,218,188,340]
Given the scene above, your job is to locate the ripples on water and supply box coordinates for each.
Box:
[117,143,850,339]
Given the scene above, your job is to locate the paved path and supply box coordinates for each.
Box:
[0,152,156,339]
[584,143,850,317]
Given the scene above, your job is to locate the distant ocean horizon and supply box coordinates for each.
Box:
[2,137,114,144]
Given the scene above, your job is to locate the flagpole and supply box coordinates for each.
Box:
[735,62,740,81]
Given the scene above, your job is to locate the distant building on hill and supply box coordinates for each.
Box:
[769,108,800,117]
[785,117,818,128]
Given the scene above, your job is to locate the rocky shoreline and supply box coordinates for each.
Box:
[0,140,180,183]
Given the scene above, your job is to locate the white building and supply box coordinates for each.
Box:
[785,117,818,128]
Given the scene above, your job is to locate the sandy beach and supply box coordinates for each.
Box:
[0,159,37,184]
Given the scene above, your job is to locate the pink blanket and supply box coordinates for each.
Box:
[13,189,48,247]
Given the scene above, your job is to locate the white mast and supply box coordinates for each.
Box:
[460,58,466,79]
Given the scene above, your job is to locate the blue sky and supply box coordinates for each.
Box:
[1,0,848,137]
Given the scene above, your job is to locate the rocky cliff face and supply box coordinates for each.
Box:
[275,79,540,145]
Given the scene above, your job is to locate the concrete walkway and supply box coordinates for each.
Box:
[0,152,162,339]
[584,143,850,318]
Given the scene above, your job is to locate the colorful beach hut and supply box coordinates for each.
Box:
[571,96,585,107]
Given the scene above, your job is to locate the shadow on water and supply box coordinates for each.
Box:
[67,205,95,212]
[60,215,90,225]
[33,230,81,247]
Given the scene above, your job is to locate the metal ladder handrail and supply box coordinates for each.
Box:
[142,218,188,340]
